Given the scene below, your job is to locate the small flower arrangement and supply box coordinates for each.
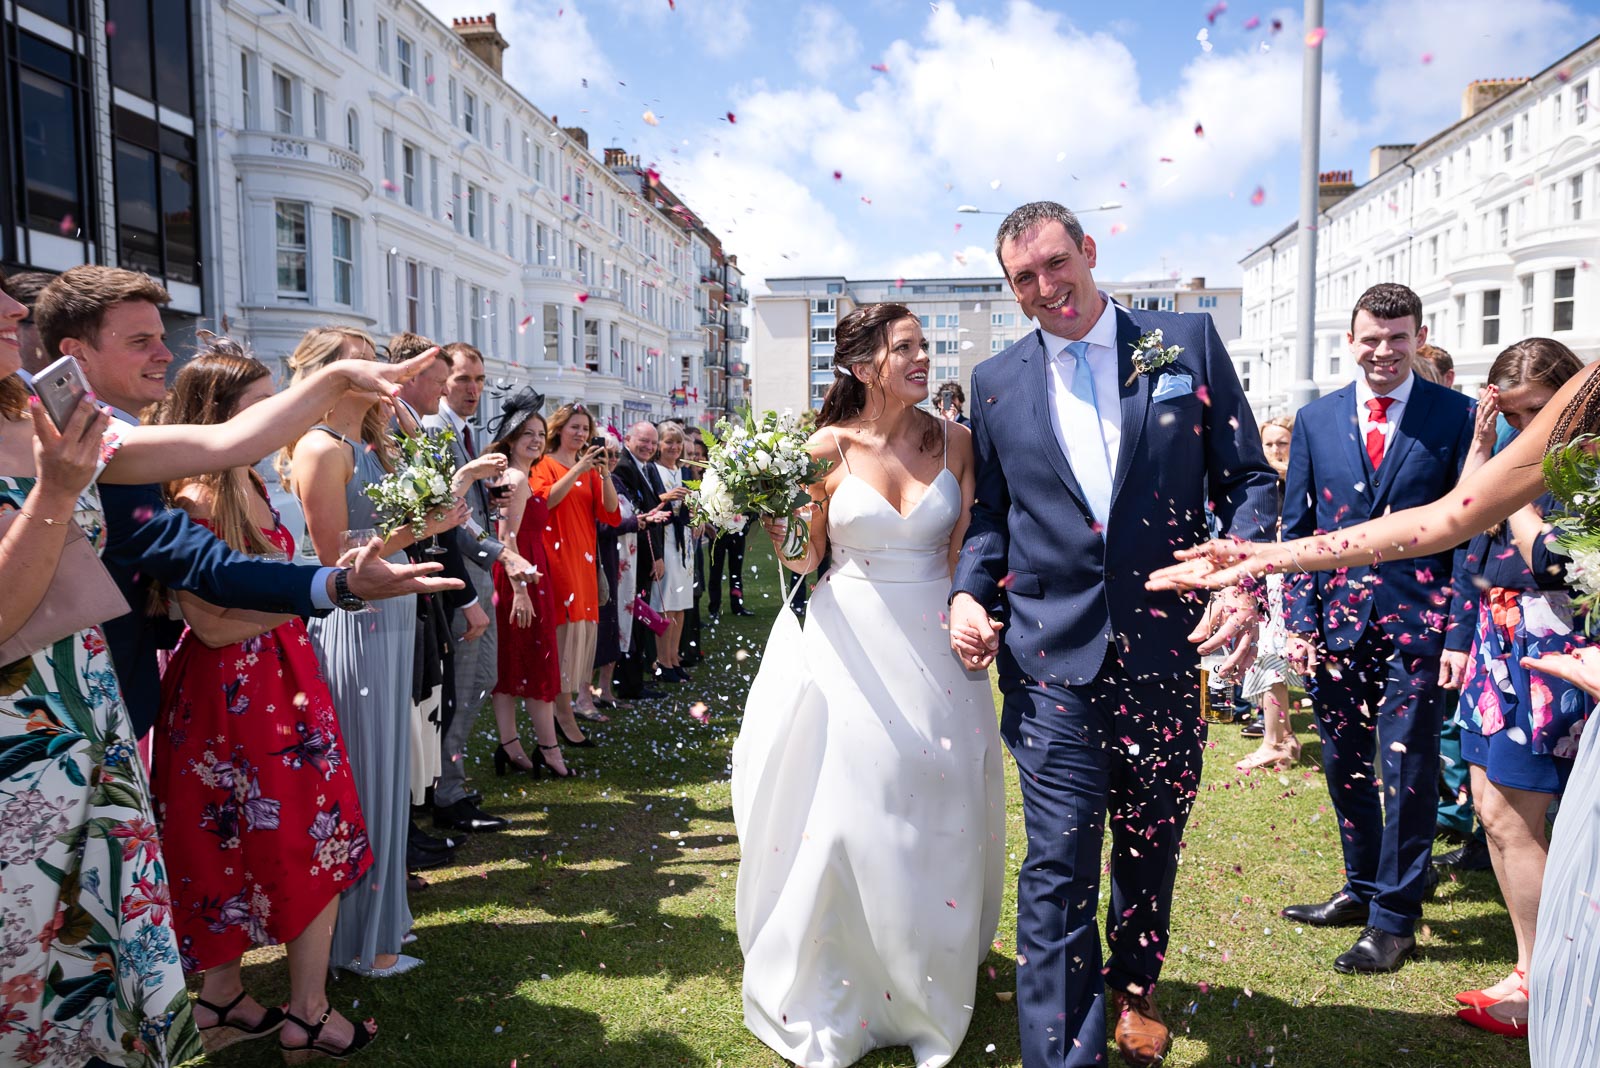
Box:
[1540,434,1600,629]
[1125,328,1183,386]
[688,407,832,558]
[363,428,459,538]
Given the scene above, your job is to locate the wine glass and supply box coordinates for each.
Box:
[340,528,382,612]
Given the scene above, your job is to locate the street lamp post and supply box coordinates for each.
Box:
[955,202,1122,215]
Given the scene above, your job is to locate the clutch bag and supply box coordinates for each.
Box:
[0,510,131,667]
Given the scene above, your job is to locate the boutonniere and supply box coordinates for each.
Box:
[1125,329,1184,387]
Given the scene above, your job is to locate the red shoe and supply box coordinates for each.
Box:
[1456,1005,1528,1037]
[1456,966,1525,1009]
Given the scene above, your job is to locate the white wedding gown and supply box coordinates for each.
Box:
[732,447,1006,1068]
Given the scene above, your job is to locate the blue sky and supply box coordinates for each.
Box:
[419,0,1600,289]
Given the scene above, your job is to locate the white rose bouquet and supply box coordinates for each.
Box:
[364,427,460,539]
[1541,434,1600,630]
[689,407,832,559]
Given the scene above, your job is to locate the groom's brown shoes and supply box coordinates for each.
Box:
[1111,987,1170,1066]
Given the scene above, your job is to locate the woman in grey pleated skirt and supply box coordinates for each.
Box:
[281,327,451,977]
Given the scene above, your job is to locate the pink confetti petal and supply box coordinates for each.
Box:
[1305,27,1326,47]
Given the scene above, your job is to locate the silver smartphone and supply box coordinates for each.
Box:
[32,355,90,430]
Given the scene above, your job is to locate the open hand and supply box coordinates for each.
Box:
[1523,646,1600,699]
[341,538,464,601]
[1148,538,1278,592]
[331,347,438,400]
[454,453,507,490]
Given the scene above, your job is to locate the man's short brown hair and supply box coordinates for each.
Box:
[1416,344,1454,377]
[387,331,445,365]
[36,265,170,360]
[442,341,484,368]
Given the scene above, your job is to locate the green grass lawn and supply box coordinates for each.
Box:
[207,544,1528,1067]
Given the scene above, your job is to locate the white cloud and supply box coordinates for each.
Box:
[1346,0,1599,132]
[794,4,862,81]
[422,0,617,102]
[594,0,752,58]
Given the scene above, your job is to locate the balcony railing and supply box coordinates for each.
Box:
[724,285,750,306]
[703,348,726,368]
[725,323,749,343]
[700,311,723,328]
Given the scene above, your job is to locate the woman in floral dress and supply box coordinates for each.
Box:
[152,346,375,1058]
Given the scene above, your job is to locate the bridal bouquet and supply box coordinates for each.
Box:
[364,427,459,538]
[689,407,831,559]
[1540,434,1600,629]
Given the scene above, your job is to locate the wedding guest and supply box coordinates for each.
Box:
[936,379,970,426]
[652,420,695,681]
[0,275,201,1065]
[153,344,375,1059]
[1417,344,1458,388]
[707,478,754,622]
[1272,284,1476,973]
[531,404,621,743]
[1445,339,1590,1037]
[680,432,710,668]
[283,326,465,978]
[485,396,569,778]
[613,420,669,699]
[1235,415,1304,773]
[593,434,648,710]
[424,342,534,834]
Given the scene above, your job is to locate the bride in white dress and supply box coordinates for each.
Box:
[732,303,1006,1068]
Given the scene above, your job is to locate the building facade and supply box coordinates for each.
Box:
[201,4,729,434]
[1236,36,1600,417]
[3,0,205,339]
[751,274,1241,416]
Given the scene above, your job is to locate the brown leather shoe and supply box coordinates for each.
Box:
[1111,987,1170,1066]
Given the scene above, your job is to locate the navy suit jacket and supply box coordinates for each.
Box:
[99,481,327,737]
[952,304,1278,687]
[1281,378,1475,656]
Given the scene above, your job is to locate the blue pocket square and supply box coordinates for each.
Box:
[1152,372,1194,401]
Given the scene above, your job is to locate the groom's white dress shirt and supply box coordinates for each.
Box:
[1042,291,1121,527]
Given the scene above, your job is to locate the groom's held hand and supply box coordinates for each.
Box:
[950,592,1002,670]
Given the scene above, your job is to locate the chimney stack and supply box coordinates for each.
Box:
[562,126,589,150]
[1187,277,1206,290]
[451,14,509,76]
[1461,78,1529,119]
[1318,169,1356,211]
[1369,144,1414,180]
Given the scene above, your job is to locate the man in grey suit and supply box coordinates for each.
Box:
[424,342,537,832]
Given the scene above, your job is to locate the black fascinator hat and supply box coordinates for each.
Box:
[486,386,545,443]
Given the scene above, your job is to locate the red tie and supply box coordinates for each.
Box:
[1365,396,1394,470]
[461,423,477,457]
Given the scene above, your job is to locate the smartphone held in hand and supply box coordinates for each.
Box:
[32,355,91,430]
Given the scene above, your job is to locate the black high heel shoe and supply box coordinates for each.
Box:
[493,738,535,776]
[556,723,598,748]
[535,742,572,778]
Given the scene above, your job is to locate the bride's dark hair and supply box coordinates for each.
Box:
[816,303,941,454]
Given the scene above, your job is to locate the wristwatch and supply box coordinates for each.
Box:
[331,568,369,612]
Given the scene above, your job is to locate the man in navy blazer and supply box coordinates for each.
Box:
[951,202,1278,1068]
[1273,282,1472,978]
[1278,283,1475,974]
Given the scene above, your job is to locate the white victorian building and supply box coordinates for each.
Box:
[201,3,725,433]
[1236,36,1600,417]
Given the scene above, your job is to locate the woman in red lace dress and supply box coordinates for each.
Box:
[153,347,376,1060]
[486,393,569,778]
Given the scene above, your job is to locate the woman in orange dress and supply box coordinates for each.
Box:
[529,404,620,746]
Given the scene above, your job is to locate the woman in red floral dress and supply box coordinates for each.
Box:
[152,347,376,1060]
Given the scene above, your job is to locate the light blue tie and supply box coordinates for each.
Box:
[1067,341,1113,526]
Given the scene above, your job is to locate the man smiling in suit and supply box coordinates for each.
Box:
[951,201,1278,1067]
[1278,283,1474,975]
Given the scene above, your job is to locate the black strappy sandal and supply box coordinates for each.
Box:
[279,1006,377,1064]
[196,989,286,1053]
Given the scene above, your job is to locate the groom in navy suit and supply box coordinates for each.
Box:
[1278,283,1474,974]
[952,202,1278,1067]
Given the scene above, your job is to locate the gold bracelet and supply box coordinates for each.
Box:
[17,510,68,526]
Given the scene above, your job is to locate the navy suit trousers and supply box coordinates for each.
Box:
[1002,647,1205,1067]
[1309,626,1441,936]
